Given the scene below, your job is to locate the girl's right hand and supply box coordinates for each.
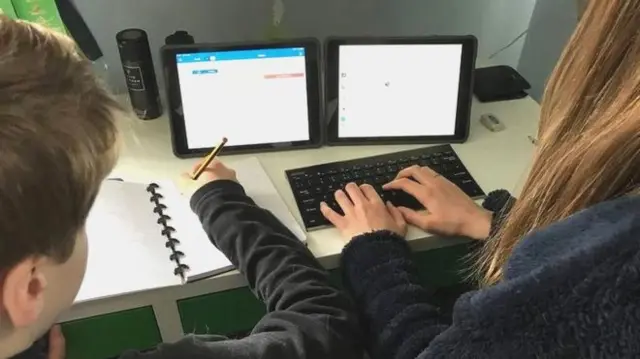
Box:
[383,165,493,240]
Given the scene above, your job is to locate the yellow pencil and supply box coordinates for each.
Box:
[191,137,228,180]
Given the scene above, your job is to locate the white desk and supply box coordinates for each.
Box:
[62,94,540,342]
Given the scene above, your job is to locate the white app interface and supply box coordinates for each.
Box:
[177,47,310,148]
[338,44,463,138]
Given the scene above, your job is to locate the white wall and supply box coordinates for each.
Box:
[517,0,578,101]
[479,0,537,68]
[75,0,539,93]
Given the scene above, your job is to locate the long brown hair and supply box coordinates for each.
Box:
[478,0,640,286]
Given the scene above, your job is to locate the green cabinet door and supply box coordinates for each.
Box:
[178,243,476,337]
[178,287,266,337]
[62,306,161,359]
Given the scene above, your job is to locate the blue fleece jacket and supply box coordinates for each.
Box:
[342,194,640,358]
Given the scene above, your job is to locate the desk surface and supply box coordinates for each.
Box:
[115,95,539,260]
[64,94,539,327]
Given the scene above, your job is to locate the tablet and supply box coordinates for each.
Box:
[325,36,477,145]
[161,39,323,157]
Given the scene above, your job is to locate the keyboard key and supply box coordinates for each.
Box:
[309,177,321,186]
[374,176,386,184]
[306,216,324,227]
[302,206,319,215]
[293,180,307,189]
[301,198,317,207]
[395,191,423,209]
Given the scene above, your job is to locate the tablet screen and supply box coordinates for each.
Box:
[338,44,463,138]
[176,47,310,149]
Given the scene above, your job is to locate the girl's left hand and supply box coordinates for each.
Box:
[320,183,407,242]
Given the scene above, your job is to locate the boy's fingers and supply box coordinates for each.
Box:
[48,325,66,359]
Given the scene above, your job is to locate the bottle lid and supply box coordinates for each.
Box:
[116,29,148,44]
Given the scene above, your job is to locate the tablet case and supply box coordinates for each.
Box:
[161,39,324,157]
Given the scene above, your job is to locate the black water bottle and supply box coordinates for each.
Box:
[116,28,162,120]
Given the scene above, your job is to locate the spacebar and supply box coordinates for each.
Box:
[388,191,423,210]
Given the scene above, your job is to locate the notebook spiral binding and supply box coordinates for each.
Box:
[146,183,190,283]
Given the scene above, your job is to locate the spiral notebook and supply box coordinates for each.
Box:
[75,157,306,303]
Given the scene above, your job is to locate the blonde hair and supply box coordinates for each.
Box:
[0,16,122,268]
[478,0,640,286]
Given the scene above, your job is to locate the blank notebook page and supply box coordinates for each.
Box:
[77,181,181,303]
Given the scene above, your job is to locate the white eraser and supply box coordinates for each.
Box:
[479,113,505,132]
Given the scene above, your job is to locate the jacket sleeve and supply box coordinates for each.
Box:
[186,180,364,358]
[340,190,516,359]
[482,189,516,238]
[341,231,449,359]
[116,180,362,359]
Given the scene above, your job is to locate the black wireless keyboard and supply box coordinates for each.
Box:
[285,145,485,230]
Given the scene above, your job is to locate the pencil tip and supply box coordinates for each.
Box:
[222,137,228,143]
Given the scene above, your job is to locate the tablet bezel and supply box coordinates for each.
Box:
[161,39,323,158]
[324,36,477,146]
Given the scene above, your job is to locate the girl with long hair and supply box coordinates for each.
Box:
[322,0,640,357]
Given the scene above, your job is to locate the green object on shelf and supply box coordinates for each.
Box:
[61,306,162,359]
[10,0,66,33]
[0,0,18,18]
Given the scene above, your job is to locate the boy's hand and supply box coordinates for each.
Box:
[48,325,65,359]
[179,160,238,196]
